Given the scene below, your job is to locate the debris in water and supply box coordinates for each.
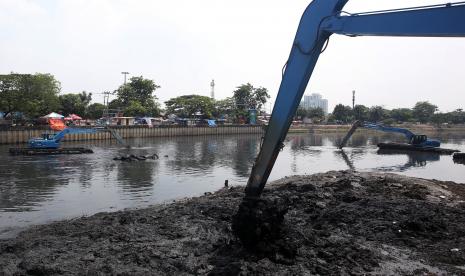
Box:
[453,152,465,164]
[113,154,159,162]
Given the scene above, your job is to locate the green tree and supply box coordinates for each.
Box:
[124,101,148,117]
[413,101,437,123]
[307,107,325,121]
[352,105,369,121]
[449,109,465,124]
[390,108,413,123]
[59,92,92,116]
[215,97,235,117]
[86,103,105,119]
[165,95,215,118]
[332,104,352,123]
[368,106,385,123]
[233,83,270,112]
[115,76,161,116]
[0,74,22,117]
[295,106,307,119]
[0,73,61,118]
[79,91,92,106]
[431,112,448,126]
[252,87,270,111]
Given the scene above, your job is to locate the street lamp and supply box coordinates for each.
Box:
[121,72,130,84]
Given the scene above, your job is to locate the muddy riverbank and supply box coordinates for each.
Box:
[1,170,465,275]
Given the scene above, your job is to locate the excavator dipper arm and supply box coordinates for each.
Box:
[53,128,98,142]
[244,0,349,198]
[244,0,465,198]
[339,121,416,149]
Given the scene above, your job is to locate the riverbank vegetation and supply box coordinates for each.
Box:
[2,73,463,126]
[328,101,465,125]
[0,73,270,124]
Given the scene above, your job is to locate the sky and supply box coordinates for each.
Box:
[1,0,464,113]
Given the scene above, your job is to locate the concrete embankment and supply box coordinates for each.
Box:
[1,124,463,145]
[0,125,264,145]
[1,170,465,275]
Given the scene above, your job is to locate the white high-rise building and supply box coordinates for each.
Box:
[300,93,328,114]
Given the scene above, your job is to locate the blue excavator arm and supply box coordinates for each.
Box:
[53,128,98,142]
[362,122,415,141]
[28,127,127,149]
[244,0,465,198]
[338,121,441,148]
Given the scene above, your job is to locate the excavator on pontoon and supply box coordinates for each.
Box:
[338,120,447,150]
[9,127,127,155]
[233,0,465,240]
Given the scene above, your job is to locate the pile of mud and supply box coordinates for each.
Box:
[1,171,465,275]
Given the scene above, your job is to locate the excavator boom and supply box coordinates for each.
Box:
[28,127,127,149]
[244,0,465,198]
[338,121,440,149]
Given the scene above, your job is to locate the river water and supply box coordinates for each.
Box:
[0,131,464,237]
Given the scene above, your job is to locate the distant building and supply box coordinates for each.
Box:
[300,93,328,114]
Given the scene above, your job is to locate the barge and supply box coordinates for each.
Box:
[9,147,93,155]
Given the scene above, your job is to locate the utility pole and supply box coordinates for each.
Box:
[102,91,111,121]
[121,72,130,85]
[210,79,215,99]
[352,90,355,109]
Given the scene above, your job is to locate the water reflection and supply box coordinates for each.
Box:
[289,135,323,154]
[0,157,72,212]
[335,150,355,170]
[116,158,158,194]
[231,136,259,177]
[375,150,441,171]
[167,137,216,173]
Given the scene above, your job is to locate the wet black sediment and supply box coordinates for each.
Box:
[1,170,465,275]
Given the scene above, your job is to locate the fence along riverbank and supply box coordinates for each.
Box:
[0,125,265,145]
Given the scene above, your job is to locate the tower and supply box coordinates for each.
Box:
[352,90,355,109]
[210,79,215,99]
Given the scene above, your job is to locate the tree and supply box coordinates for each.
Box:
[368,106,385,123]
[215,97,235,117]
[413,101,437,123]
[431,112,448,125]
[352,105,369,121]
[59,92,92,116]
[86,103,105,119]
[115,76,161,116]
[252,87,270,111]
[233,83,270,112]
[79,91,92,106]
[165,95,215,118]
[332,104,352,123]
[307,107,325,121]
[390,108,413,123]
[0,73,61,118]
[295,106,307,119]
[451,109,465,124]
[0,74,22,117]
[124,101,148,117]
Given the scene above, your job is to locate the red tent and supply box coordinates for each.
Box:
[64,114,83,121]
